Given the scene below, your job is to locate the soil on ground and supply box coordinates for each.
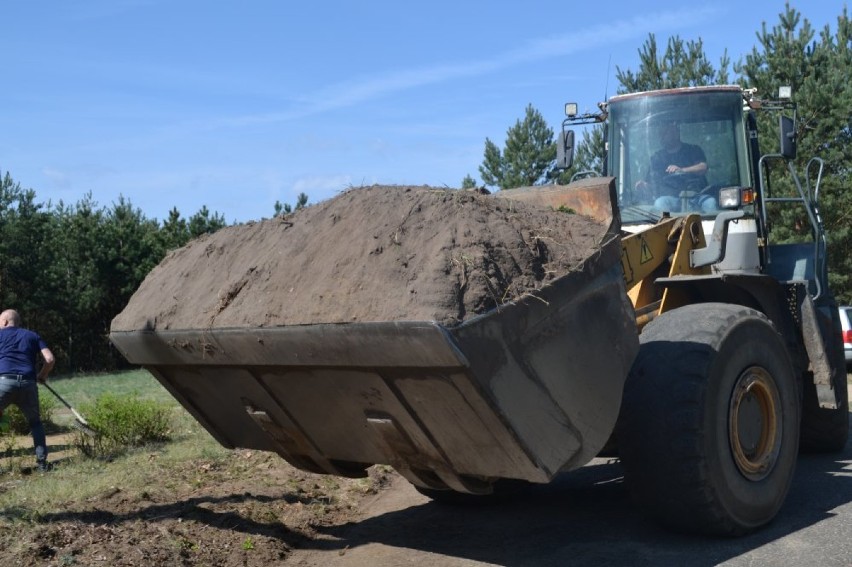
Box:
[0,383,849,565]
[111,185,607,331]
[0,429,394,566]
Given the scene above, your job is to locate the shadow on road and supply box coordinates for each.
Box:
[310,423,852,566]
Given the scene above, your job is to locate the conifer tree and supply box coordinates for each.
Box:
[738,4,852,301]
[479,104,557,189]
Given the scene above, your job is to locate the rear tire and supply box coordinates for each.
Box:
[618,303,800,535]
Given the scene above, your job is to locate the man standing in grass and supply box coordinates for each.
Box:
[0,309,55,472]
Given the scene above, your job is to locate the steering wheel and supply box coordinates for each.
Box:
[659,169,703,191]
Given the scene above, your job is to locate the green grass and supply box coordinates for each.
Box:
[0,366,388,564]
[43,370,180,432]
[0,369,230,519]
[47,369,175,407]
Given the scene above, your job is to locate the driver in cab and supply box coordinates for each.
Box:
[635,120,709,212]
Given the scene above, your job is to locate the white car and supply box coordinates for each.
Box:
[840,306,852,368]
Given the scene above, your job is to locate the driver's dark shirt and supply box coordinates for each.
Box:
[649,143,707,195]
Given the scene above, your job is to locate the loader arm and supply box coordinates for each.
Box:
[622,214,709,327]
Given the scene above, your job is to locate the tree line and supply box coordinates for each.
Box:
[469,3,852,303]
[0,176,230,374]
[0,172,312,375]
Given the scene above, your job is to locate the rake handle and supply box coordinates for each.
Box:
[42,382,90,425]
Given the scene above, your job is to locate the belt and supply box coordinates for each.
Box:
[0,374,27,380]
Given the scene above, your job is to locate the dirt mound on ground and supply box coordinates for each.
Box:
[111,185,607,331]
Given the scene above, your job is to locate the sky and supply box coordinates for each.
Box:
[0,1,846,224]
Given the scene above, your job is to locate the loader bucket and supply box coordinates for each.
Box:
[110,178,638,493]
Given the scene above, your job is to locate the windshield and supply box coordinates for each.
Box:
[607,89,749,225]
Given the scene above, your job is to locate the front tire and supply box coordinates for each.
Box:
[618,304,801,535]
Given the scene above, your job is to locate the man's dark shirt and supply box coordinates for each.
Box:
[649,142,708,195]
[0,327,46,380]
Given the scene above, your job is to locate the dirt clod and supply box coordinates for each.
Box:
[112,185,607,332]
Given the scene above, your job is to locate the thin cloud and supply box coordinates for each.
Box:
[292,174,354,195]
[222,6,722,128]
[54,5,723,152]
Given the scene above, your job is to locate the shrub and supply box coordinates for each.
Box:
[0,418,15,460]
[2,394,57,435]
[75,393,172,458]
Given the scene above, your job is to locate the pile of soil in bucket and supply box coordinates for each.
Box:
[111,185,609,332]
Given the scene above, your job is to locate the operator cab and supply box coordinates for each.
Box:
[606,87,750,225]
[557,85,827,295]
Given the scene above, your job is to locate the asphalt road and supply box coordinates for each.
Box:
[291,387,852,567]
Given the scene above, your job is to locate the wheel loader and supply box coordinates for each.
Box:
[109,85,848,536]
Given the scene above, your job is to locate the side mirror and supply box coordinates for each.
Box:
[779,115,796,160]
[556,130,575,169]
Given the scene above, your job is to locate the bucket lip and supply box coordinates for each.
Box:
[109,319,470,369]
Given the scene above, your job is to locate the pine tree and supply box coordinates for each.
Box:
[738,4,852,302]
[295,192,309,210]
[188,205,227,238]
[479,104,556,189]
[616,34,730,93]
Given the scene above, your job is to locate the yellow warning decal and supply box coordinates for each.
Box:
[639,237,654,264]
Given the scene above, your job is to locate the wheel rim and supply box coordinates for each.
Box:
[728,366,783,481]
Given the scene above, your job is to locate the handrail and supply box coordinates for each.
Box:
[757,154,826,300]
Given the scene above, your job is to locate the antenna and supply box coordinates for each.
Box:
[604,54,612,101]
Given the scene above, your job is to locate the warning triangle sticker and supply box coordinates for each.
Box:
[640,238,654,264]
